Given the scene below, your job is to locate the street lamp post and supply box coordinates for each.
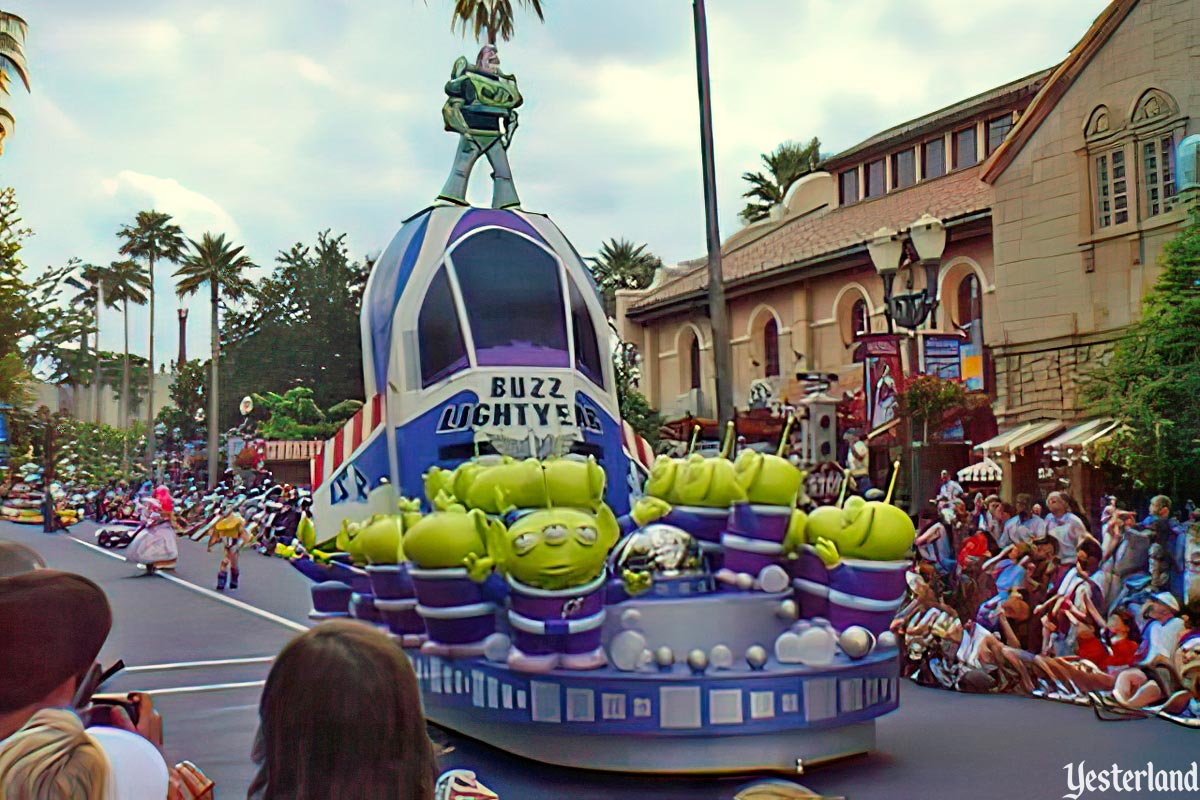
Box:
[692,0,734,429]
[866,213,947,332]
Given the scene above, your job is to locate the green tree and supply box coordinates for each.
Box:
[441,0,545,43]
[174,232,257,488]
[156,358,207,447]
[740,138,822,224]
[613,341,661,447]
[1085,208,1200,498]
[898,374,988,443]
[117,210,187,467]
[586,238,662,317]
[0,12,30,155]
[101,259,150,438]
[0,190,91,393]
[0,351,31,407]
[253,387,361,441]
[220,230,369,426]
[63,261,106,422]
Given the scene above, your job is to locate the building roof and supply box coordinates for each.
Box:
[981,0,1139,183]
[627,165,993,317]
[823,68,1054,171]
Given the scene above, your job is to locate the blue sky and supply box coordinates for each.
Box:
[3,0,1109,369]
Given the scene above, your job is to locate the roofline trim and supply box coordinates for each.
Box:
[981,0,1139,184]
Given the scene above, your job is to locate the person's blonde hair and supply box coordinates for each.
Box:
[0,708,109,800]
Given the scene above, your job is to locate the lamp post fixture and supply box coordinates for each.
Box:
[866,213,947,332]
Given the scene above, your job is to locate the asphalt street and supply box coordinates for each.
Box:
[1,519,1194,800]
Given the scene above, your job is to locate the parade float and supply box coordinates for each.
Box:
[282,41,913,775]
[0,464,80,526]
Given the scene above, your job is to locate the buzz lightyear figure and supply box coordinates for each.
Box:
[438,44,522,209]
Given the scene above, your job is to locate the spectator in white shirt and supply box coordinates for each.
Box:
[1002,493,1047,549]
[937,470,964,504]
[1044,492,1090,565]
[1112,592,1186,708]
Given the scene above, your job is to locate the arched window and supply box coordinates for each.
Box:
[851,299,870,339]
[689,337,701,390]
[956,273,983,346]
[763,318,780,377]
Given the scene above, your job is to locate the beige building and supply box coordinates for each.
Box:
[617,0,1198,504]
[30,372,173,430]
[982,0,1198,426]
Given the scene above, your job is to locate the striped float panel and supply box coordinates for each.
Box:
[621,420,655,472]
[311,393,386,489]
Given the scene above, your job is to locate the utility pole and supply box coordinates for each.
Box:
[692,0,734,428]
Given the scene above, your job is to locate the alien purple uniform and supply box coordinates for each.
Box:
[791,547,908,635]
[658,506,730,544]
[720,503,791,577]
[506,572,607,660]
[411,567,497,650]
[368,563,427,644]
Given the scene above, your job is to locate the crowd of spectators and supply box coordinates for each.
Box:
[0,541,444,799]
[898,475,1199,718]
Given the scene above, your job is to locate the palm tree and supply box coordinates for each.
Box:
[586,238,662,318]
[117,210,187,468]
[103,259,150,470]
[0,11,30,156]
[441,0,544,44]
[174,233,257,489]
[64,262,106,423]
[740,137,822,224]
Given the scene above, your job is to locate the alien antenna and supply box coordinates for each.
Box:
[776,415,795,458]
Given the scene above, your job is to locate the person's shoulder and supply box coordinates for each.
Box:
[87,726,170,800]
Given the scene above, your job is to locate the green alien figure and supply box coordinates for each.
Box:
[802,496,916,564]
[404,505,507,658]
[541,456,607,509]
[715,449,810,590]
[458,457,548,513]
[790,496,917,636]
[465,503,639,672]
[438,44,522,209]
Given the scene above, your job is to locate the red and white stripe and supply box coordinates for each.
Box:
[311,394,385,489]
[622,420,655,472]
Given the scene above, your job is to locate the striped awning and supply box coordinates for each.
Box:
[263,440,323,462]
[1045,418,1117,462]
[958,457,1002,483]
[973,420,1065,458]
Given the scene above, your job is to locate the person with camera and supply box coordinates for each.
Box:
[0,570,212,799]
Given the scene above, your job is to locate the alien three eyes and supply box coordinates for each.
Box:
[513,525,598,554]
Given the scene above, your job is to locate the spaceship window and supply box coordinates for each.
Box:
[568,276,606,389]
[451,229,570,368]
[418,265,470,387]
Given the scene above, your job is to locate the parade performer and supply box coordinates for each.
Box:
[437,44,523,209]
[207,503,252,591]
[126,486,179,573]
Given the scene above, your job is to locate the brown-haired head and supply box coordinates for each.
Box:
[249,620,437,800]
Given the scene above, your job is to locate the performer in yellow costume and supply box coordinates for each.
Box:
[207,505,251,591]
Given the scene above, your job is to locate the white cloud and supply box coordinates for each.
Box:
[3,0,1111,369]
[100,170,241,242]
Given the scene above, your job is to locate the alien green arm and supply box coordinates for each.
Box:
[781,508,809,558]
[814,537,842,567]
[630,496,671,528]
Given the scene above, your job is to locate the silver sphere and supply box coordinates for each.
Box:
[612,525,703,576]
[709,644,734,670]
